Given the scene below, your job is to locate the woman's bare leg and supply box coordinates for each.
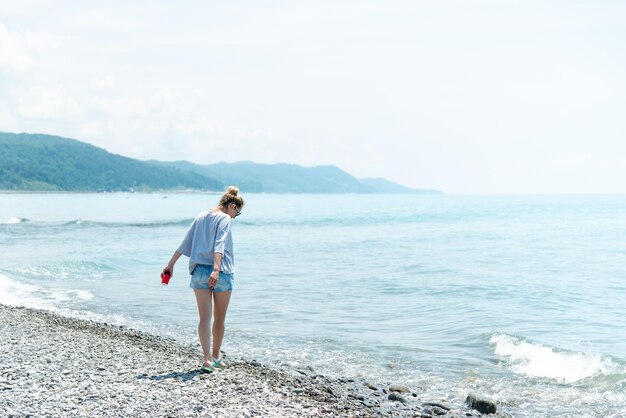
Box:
[211,291,232,359]
[194,289,213,365]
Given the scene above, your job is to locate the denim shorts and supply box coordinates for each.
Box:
[190,264,234,292]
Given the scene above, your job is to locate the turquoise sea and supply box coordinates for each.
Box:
[1,192,625,417]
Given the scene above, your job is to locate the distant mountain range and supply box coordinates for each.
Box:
[0,132,442,194]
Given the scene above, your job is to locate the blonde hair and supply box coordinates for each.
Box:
[218,186,245,209]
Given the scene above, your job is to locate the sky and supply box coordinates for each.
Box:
[1,0,625,194]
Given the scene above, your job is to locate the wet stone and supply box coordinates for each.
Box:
[388,393,407,404]
[389,385,411,393]
[431,406,448,415]
[466,394,497,415]
[423,401,452,411]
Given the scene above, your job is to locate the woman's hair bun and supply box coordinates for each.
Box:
[219,185,244,208]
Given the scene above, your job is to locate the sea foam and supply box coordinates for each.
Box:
[490,333,621,384]
[0,273,94,309]
[0,273,132,327]
[0,273,43,308]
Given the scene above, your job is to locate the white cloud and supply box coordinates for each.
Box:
[65,87,275,164]
[89,95,149,118]
[0,23,58,73]
[90,76,117,92]
[15,85,83,120]
[69,7,147,32]
[0,99,17,128]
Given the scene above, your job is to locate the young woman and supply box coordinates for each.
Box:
[163,186,244,373]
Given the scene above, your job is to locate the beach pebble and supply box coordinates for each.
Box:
[431,406,448,415]
[364,382,378,390]
[423,401,452,411]
[466,393,497,414]
[389,384,411,393]
[388,393,407,403]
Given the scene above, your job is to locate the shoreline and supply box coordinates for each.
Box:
[0,304,497,417]
[0,190,222,195]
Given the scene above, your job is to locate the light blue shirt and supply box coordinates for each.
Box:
[177,210,235,274]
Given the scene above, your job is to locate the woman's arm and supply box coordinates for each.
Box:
[165,217,197,276]
[209,216,230,288]
[163,251,182,276]
[208,252,222,288]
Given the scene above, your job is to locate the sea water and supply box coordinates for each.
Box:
[1,192,625,417]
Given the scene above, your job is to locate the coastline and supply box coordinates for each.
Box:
[0,304,495,417]
[0,190,222,194]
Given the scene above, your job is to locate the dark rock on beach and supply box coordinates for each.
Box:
[466,393,497,414]
[430,405,449,415]
[388,392,407,403]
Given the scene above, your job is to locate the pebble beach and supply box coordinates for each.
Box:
[0,304,505,417]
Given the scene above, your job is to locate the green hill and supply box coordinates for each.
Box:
[0,132,222,191]
[359,178,441,194]
[149,160,378,193]
[0,132,442,194]
[150,161,442,194]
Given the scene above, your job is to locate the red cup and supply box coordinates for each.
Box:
[161,272,171,286]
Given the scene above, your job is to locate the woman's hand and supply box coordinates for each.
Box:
[209,269,219,288]
[163,264,174,276]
